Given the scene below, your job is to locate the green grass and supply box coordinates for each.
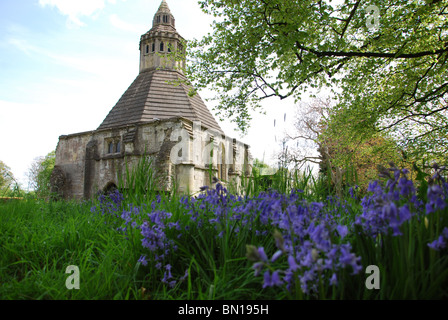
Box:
[0,199,143,300]
[0,198,276,300]
[1,160,447,300]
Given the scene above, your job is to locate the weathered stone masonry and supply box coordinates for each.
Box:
[52,0,252,200]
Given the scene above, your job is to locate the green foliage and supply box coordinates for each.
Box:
[0,160,14,196]
[27,151,56,199]
[320,122,404,192]
[251,158,272,176]
[118,155,162,205]
[188,0,448,162]
[0,160,24,198]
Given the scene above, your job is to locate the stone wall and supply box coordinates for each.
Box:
[55,131,93,199]
[54,117,252,200]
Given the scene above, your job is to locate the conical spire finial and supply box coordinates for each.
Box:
[152,0,175,27]
[158,0,170,12]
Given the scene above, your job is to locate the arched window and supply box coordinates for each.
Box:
[145,44,149,54]
[163,15,168,23]
[156,15,161,23]
[108,142,114,154]
[160,42,164,52]
[116,141,121,153]
[152,43,155,52]
[167,43,171,53]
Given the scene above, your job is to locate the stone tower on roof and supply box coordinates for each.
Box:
[98,0,222,133]
[139,0,183,73]
[52,0,251,199]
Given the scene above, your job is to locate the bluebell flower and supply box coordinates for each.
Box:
[288,255,299,272]
[262,271,271,289]
[271,250,283,262]
[300,269,316,294]
[138,255,148,266]
[428,235,446,251]
[180,269,189,282]
[161,269,173,283]
[336,225,348,239]
[428,227,448,251]
[258,247,268,262]
[339,244,362,274]
[271,271,282,286]
[330,273,338,286]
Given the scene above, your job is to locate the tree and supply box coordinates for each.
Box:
[0,160,15,196]
[27,151,56,199]
[319,109,405,192]
[188,0,448,162]
[284,97,404,193]
[285,97,332,169]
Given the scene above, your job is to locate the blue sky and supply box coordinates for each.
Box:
[0,0,302,188]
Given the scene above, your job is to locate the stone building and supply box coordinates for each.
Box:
[51,0,252,200]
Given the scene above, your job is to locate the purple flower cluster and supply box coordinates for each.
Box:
[428,227,448,251]
[425,165,448,251]
[90,189,125,229]
[137,208,185,287]
[90,163,448,295]
[245,191,363,294]
[91,189,124,218]
[92,191,186,288]
[426,171,448,214]
[355,164,447,242]
[355,167,421,237]
[180,182,261,238]
[118,205,141,233]
[140,210,178,253]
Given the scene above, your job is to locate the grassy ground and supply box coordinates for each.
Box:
[1,164,447,300]
[0,199,143,299]
[0,198,272,300]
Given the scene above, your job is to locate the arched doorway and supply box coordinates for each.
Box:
[103,182,118,194]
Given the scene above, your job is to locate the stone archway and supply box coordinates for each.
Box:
[103,182,118,194]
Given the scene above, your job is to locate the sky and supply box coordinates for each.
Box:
[0,0,309,188]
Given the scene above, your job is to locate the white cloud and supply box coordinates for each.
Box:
[109,14,145,33]
[7,35,135,77]
[38,0,119,27]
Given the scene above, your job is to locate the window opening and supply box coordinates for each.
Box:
[108,142,114,154]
